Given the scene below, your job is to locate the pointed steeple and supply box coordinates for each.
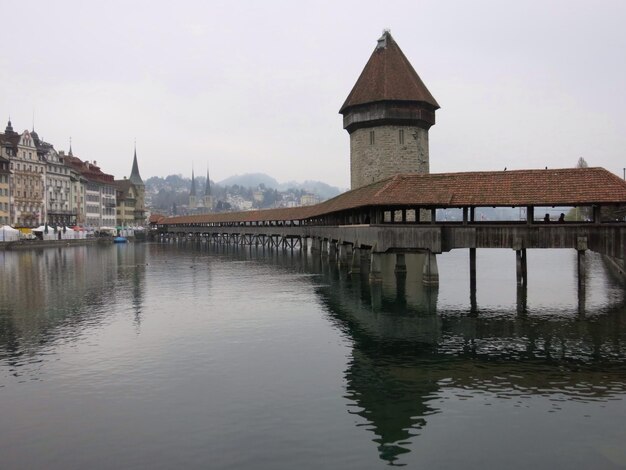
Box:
[5,118,15,134]
[190,166,197,197]
[189,165,197,209]
[129,144,144,186]
[204,167,211,196]
[68,137,73,156]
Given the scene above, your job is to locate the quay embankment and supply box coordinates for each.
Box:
[1,238,115,251]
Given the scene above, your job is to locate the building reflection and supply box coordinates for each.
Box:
[0,244,148,370]
[1,242,626,466]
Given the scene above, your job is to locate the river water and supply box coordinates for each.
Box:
[1,242,626,469]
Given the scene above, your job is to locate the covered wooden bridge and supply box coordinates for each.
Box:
[154,167,626,286]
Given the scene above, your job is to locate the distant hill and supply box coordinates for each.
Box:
[218,173,279,189]
[218,173,343,199]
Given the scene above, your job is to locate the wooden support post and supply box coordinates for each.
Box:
[578,248,586,316]
[515,249,527,286]
[469,248,477,302]
[593,205,602,225]
[430,208,436,224]
[516,280,528,315]
[463,207,468,224]
[422,251,439,286]
[310,237,320,252]
[527,206,534,225]
[578,249,586,282]
[369,251,383,283]
[338,243,351,267]
[469,207,475,223]
[349,247,361,274]
[328,240,337,258]
[395,252,407,274]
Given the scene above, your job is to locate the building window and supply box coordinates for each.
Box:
[369,131,375,145]
[399,129,404,145]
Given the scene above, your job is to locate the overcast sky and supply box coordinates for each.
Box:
[1,0,625,188]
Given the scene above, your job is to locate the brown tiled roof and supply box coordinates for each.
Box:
[114,179,132,199]
[0,132,20,151]
[161,168,626,225]
[149,214,166,224]
[65,154,114,184]
[340,31,439,114]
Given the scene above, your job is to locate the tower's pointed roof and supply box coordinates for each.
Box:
[340,31,439,114]
[129,146,143,185]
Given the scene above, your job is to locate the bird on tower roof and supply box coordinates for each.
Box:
[340,30,439,114]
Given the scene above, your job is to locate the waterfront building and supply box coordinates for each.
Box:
[65,152,116,228]
[35,133,77,226]
[340,30,439,189]
[115,147,146,227]
[0,121,46,227]
[58,150,87,226]
[300,193,319,206]
[0,155,10,225]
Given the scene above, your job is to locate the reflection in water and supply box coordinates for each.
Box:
[1,242,626,468]
[312,251,626,465]
[215,245,626,466]
[0,245,147,374]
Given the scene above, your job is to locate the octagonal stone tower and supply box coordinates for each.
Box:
[340,31,439,189]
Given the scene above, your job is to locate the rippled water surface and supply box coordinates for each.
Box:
[1,242,626,469]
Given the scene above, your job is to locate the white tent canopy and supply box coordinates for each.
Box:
[0,225,20,242]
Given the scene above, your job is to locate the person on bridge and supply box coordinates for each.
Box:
[558,213,565,222]
[544,214,550,223]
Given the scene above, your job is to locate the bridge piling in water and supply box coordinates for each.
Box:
[515,249,527,286]
[369,251,383,283]
[422,251,439,286]
[349,247,362,274]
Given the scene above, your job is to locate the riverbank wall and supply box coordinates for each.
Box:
[0,237,143,251]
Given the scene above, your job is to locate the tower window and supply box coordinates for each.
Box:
[399,129,404,144]
[369,131,375,145]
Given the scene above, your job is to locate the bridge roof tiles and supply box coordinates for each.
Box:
[355,167,626,208]
[161,168,626,225]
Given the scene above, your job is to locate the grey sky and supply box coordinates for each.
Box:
[1,0,625,188]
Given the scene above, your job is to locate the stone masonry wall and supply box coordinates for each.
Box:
[350,125,429,189]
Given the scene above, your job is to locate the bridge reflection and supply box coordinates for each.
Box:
[216,243,626,465]
[1,243,625,466]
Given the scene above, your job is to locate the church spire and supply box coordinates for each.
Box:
[5,118,15,134]
[189,165,197,209]
[129,144,144,186]
[190,166,197,197]
[204,166,211,196]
